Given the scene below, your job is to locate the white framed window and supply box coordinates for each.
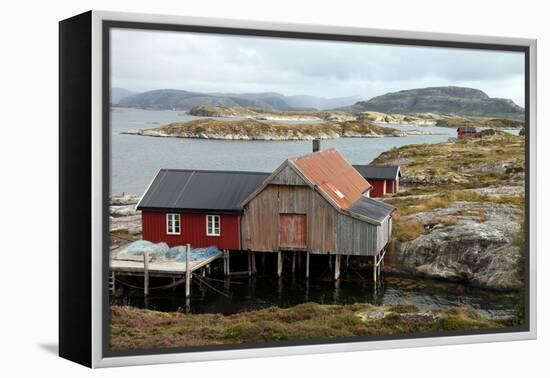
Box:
[166,213,180,235]
[206,215,221,236]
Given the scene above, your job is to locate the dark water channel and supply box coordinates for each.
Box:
[111,253,518,319]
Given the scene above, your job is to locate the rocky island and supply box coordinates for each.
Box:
[123,118,407,140]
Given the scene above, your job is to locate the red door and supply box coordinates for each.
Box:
[279,214,307,249]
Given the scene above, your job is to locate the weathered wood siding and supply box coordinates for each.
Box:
[242,162,391,256]
[334,213,392,256]
[242,184,337,253]
[369,179,387,197]
[270,165,308,186]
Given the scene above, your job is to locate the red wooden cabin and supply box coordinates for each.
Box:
[352,165,401,197]
[136,169,269,250]
[457,126,478,138]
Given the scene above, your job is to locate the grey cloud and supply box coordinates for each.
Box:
[111,28,525,106]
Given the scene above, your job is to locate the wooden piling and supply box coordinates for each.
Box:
[143,251,149,297]
[372,255,377,285]
[277,251,283,277]
[328,254,332,271]
[251,252,257,274]
[247,251,252,277]
[292,252,296,274]
[262,253,266,271]
[226,250,230,276]
[345,255,350,269]
[306,252,310,279]
[185,244,191,298]
[334,255,341,281]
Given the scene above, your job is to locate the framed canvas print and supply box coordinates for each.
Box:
[59,10,537,368]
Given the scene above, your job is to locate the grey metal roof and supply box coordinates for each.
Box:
[352,165,401,180]
[137,169,270,213]
[348,196,395,222]
[457,126,477,132]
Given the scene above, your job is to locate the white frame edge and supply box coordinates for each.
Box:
[90,10,537,368]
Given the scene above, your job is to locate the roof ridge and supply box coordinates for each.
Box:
[159,168,271,175]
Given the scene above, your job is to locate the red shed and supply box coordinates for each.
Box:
[457,126,478,138]
[136,169,269,250]
[352,165,401,197]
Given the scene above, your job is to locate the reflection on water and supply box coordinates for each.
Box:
[111,270,518,319]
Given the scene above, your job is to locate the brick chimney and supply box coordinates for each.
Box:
[313,139,321,152]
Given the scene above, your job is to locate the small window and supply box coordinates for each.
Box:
[206,215,220,236]
[166,213,180,235]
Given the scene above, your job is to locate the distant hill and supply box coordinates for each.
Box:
[285,95,365,110]
[341,86,524,118]
[111,88,138,105]
[117,89,361,111]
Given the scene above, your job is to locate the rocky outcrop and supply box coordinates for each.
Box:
[385,201,522,290]
[358,111,439,126]
[122,118,407,141]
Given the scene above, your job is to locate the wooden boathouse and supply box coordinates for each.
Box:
[352,165,401,197]
[240,148,395,281]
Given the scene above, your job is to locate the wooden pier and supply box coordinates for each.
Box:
[110,243,223,298]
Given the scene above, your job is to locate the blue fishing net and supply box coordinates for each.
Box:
[159,245,221,262]
[115,240,169,261]
[114,240,221,263]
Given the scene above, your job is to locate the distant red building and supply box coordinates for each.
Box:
[136,169,269,250]
[457,126,478,138]
[353,165,401,197]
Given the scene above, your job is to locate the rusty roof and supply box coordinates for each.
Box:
[290,149,371,209]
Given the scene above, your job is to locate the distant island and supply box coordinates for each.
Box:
[122,118,410,141]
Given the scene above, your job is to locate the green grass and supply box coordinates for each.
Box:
[110,303,507,351]
[372,133,525,188]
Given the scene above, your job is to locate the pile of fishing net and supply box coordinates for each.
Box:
[113,240,221,262]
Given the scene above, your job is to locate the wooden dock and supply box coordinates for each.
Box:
[110,243,223,298]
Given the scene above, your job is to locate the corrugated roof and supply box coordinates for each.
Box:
[137,169,270,213]
[348,196,395,222]
[290,149,371,209]
[353,165,401,180]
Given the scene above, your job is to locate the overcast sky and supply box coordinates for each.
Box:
[111,28,525,106]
